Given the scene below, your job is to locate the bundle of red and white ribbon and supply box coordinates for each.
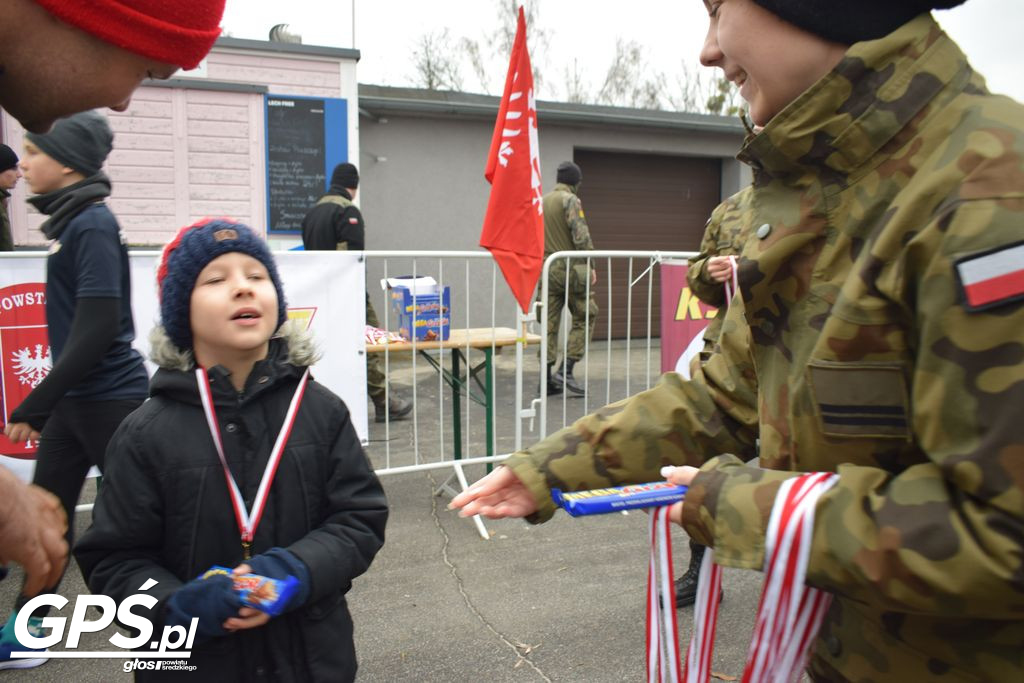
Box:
[645,471,839,683]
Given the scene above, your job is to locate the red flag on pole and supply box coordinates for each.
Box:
[480,6,543,313]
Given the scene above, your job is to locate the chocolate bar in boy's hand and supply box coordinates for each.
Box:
[201,566,299,616]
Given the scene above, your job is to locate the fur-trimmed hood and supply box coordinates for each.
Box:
[148,319,320,371]
[146,320,322,407]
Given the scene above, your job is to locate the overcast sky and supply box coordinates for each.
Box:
[221,1,1024,104]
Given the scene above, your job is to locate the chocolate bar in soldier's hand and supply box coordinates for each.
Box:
[552,482,687,517]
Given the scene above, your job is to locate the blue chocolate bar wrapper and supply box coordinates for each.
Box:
[201,566,299,616]
[552,482,688,516]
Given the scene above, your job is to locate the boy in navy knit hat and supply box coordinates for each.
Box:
[76,219,387,682]
[0,110,149,669]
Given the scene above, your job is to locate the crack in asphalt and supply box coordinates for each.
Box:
[427,472,553,682]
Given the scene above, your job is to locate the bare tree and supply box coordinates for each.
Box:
[562,59,589,104]
[411,29,464,91]
[491,0,549,83]
[668,62,744,116]
[407,3,740,115]
[704,75,744,116]
[596,39,667,109]
[444,0,551,94]
[460,37,489,93]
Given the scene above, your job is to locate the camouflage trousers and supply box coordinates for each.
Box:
[543,259,598,362]
[366,291,386,399]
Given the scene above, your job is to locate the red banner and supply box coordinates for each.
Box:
[659,261,718,376]
[479,6,544,313]
[0,283,49,459]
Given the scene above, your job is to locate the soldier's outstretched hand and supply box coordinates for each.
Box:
[450,466,538,519]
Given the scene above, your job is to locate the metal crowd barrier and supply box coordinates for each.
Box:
[4,249,697,539]
[536,250,697,438]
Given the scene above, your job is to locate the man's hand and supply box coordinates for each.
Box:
[0,469,68,596]
[590,268,598,287]
[661,465,700,526]
[449,466,538,519]
[706,256,734,284]
[4,422,40,444]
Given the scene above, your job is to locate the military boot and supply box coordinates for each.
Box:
[540,363,562,395]
[674,541,722,608]
[552,358,585,395]
[373,391,413,423]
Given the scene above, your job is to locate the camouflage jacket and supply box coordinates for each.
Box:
[505,15,1024,681]
[543,183,593,257]
[686,191,751,352]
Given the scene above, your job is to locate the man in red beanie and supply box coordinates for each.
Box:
[0,0,226,132]
[0,0,226,668]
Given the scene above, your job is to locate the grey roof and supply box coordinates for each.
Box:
[215,36,360,61]
[358,84,745,134]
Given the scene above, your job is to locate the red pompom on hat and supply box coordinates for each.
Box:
[32,0,226,70]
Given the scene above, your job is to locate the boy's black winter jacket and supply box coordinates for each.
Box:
[76,325,388,682]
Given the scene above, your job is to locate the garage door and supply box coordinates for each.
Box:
[573,150,722,340]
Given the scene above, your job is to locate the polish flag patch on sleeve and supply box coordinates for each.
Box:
[954,242,1024,311]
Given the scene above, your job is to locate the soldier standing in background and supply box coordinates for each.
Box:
[671,190,750,608]
[541,161,598,395]
[302,162,413,423]
[453,1,1024,680]
[0,146,20,251]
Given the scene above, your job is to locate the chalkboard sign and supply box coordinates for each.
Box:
[265,95,348,233]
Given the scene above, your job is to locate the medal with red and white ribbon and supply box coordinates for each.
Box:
[647,506,683,682]
[195,367,310,559]
[681,471,840,683]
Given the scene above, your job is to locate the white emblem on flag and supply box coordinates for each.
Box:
[10,344,52,388]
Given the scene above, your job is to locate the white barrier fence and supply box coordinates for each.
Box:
[536,250,698,438]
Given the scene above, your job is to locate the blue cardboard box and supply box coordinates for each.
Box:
[386,277,451,342]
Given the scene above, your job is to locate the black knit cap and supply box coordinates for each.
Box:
[0,145,18,172]
[156,218,288,351]
[556,161,582,186]
[330,162,359,190]
[25,111,112,177]
[752,0,967,45]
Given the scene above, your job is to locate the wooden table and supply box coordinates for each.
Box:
[366,327,541,460]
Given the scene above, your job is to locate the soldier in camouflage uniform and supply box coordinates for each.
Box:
[673,191,753,608]
[542,161,598,395]
[686,192,750,362]
[453,2,1024,680]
